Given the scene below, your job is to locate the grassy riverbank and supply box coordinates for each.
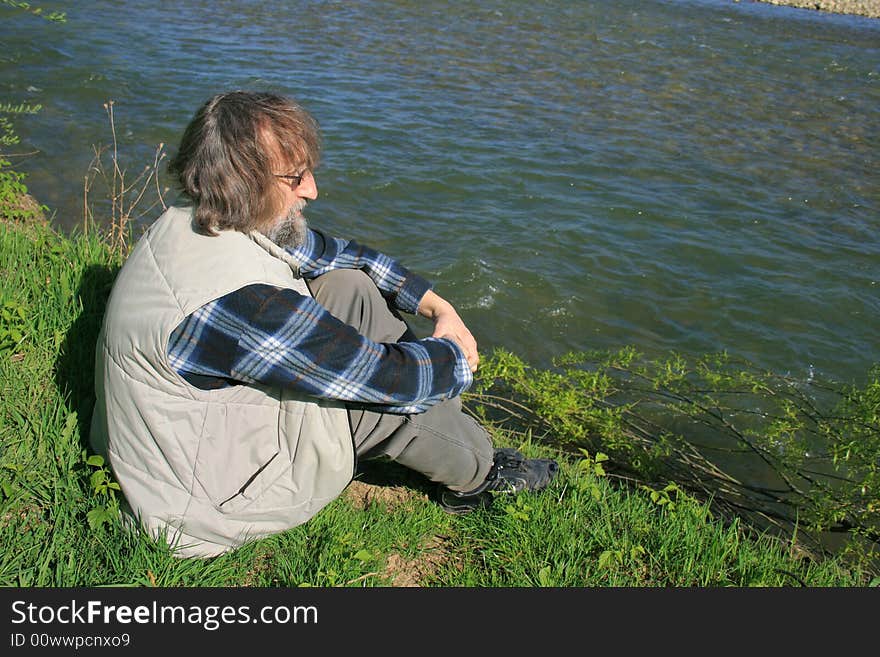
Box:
[0,201,875,587]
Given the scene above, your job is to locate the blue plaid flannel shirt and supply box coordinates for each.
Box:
[167,228,473,415]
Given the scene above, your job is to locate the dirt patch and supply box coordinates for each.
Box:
[1,503,50,533]
[241,549,276,587]
[381,535,458,587]
[344,479,428,511]
[343,481,459,586]
[0,191,47,225]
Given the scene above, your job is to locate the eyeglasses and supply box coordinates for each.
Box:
[274,170,309,188]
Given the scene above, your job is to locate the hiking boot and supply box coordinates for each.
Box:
[436,487,494,515]
[437,448,559,514]
[480,447,559,495]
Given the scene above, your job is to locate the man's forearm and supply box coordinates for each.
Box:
[417,289,480,372]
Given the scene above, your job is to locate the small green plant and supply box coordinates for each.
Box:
[0,103,42,148]
[598,548,623,569]
[467,348,880,564]
[314,568,342,586]
[598,544,647,574]
[352,548,374,564]
[504,495,533,522]
[0,462,25,500]
[0,297,28,356]
[0,1,66,23]
[83,452,121,530]
[536,565,554,587]
[577,448,609,477]
[641,482,683,512]
[574,448,608,501]
[0,158,48,222]
[1,117,20,148]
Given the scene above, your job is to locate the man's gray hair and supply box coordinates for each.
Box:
[167,90,321,235]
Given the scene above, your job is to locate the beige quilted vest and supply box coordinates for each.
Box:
[90,206,354,558]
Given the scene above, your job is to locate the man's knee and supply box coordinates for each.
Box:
[309,269,374,307]
[308,269,377,323]
[307,269,409,342]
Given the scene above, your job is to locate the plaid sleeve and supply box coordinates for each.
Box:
[283,229,431,314]
[168,284,472,414]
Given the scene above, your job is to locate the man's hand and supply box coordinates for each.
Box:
[417,289,479,372]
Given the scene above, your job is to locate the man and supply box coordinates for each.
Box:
[90,90,557,558]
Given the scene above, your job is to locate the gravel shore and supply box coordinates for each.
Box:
[745,0,880,18]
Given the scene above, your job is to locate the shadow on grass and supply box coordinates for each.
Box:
[352,457,450,510]
[354,457,436,494]
[54,263,119,450]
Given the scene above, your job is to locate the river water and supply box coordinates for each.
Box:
[3,0,879,388]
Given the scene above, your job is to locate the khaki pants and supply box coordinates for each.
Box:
[307,269,494,493]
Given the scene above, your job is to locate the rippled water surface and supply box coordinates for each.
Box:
[4,0,879,384]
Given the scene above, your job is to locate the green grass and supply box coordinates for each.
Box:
[0,216,872,587]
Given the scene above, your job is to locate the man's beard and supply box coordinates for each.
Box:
[266,202,308,248]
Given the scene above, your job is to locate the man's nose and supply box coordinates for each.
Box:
[297,171,318,200]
